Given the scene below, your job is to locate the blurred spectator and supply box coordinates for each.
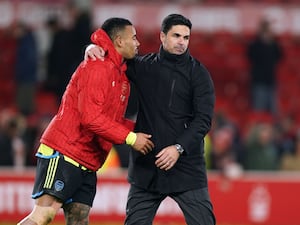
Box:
[280,130,300,171]
[13,22,38,116]
[65,0,92,75]
[0,109,26,170]
[247,18,283,115]
[0,27,17,107]
[243,122,279,170]
[41,1,93,102]
[204,134,212,169]
[44,16,70,102]
[211,110,244,165]
[210,126,237,169]
[42,1,92,103]
[275,114,297,157]
[209,124,243,178]
[206,111,244,178]
[25,115,52,166]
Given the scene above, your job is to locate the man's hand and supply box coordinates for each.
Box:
[84,44,105,61]
[155,145,180,171]
[132,133,154,155]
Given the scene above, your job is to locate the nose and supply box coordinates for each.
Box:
[178,37,185,45]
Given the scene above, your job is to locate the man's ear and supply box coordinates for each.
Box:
[160,31,165,43]
[114,35,123,47]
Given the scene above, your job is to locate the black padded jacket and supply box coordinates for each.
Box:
[126,46,215,193]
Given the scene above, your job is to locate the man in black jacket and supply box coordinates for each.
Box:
[86,14,216,225]
[247,18,283,114]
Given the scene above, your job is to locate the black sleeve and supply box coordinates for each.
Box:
[176,62,215,154]
[125,58,138,82]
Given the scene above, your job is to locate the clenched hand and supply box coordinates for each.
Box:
[132,133,154,155]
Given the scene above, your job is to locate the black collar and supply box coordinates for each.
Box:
[158,46,190,65]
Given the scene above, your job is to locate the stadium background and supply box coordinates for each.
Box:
[1,0,300,224]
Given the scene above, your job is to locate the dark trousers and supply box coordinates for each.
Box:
[125,185,216,225]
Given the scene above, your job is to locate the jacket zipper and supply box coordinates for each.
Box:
[168,79,176,107]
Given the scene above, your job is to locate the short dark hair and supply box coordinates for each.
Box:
[161,14,192,34]
[101,17,132,40]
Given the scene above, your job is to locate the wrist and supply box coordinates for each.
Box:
[126,132,137,146]
[175,144,184,155]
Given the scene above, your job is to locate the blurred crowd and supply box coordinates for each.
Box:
[1,1,300,176]
[0,0,93,169]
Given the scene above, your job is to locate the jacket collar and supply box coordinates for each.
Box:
[158,45,190,65]
[91,29,126,72]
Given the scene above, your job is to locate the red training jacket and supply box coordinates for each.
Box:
[40,29,134,171]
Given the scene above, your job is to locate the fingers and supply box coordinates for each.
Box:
[146,137,155,149]
[139,148,149,155]
[84,49,97,61]
[84,44,105,61]
[89,52,98,61]
[132,133,154,155]
[155,151,171,170]
[139,140,154,155]
[84,44,97,61]
[86,53,97,61]
[155,157,174,171]
[155,147,179,171]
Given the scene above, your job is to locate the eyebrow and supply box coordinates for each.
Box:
[173,32,190,39]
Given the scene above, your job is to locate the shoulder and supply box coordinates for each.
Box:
[135,53,158,63]
[190,57,211,77]
[75,59,112,83]
[127,53,158,71]
[80,59,111,72]
[189,57,214,88]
